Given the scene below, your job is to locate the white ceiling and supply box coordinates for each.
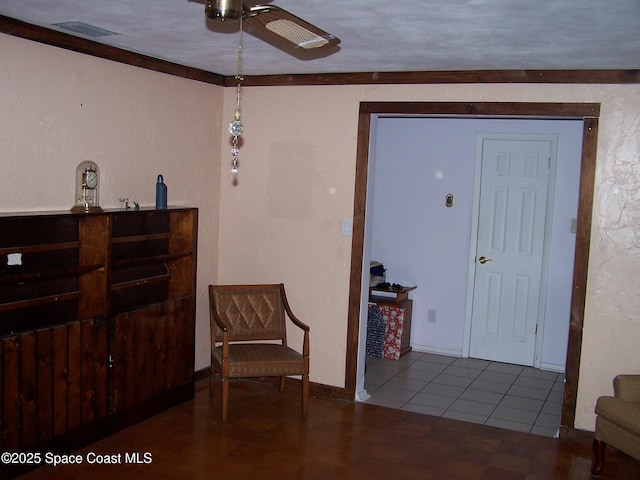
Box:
[2,0,639,77]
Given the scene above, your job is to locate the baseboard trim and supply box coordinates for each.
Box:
[195,366,353,401]
[540,362,566,374]
[559,426,594,446]
[410,345,463,357]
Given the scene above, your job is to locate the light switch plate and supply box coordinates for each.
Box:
[341,218,352,237]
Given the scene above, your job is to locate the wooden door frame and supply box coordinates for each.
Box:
[345,102,599,430]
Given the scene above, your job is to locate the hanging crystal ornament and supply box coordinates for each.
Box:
[229,16,244,176]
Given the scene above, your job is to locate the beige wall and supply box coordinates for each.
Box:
[0,34,222,370]
[3,32,639,432]
[218,83,640,432]
[217,85,359,386]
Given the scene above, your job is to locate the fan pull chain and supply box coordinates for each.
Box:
[231,135,239,175]
[229,16,244,176]
[236,14,244,86]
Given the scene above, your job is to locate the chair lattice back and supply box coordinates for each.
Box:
[210,285,286,343]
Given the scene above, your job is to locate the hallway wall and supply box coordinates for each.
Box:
[369,117,583,371]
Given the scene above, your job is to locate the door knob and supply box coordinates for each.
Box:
[478,256,492,264]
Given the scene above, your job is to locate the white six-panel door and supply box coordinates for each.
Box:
[469,134,556,366]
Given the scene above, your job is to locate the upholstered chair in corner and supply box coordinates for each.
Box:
[592,374,640,476]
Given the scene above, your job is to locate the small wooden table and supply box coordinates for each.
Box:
[369,285,417,304]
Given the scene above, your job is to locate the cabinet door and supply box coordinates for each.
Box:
[111,296,195,412]
[0,318,109,450]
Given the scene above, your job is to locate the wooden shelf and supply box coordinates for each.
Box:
[111,250,192,268]
[0,240,80,256]
[0,291,80,313]
[111,274,169,291]
[111,232,171,244]
[0,263,104,285]
[0,208,198,478]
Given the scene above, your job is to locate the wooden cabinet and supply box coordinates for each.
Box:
[0,208,197,477]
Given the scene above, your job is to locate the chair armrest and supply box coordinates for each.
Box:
[278,284,310,358]
[211,312,229,333]
[211,311,230,358]
[279,284,310,333]
[614,375,640,402]
[208,285,230,333]
[284,306,309,356]
[285,309,310,333]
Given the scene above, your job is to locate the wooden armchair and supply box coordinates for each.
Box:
[208,283,310,422]
[592,374,640,476]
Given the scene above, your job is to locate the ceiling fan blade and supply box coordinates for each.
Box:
[244,5,340,59]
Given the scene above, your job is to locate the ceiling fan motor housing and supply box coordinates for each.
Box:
[205,0,244,22]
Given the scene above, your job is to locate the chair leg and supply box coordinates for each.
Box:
[592,438,606,477]
[301,373,309,418]
[279,376,286,392]
[221,376,229,423]
[209,369,216,397]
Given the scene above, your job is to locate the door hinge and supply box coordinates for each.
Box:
[548,158,551,170]
[535,324,538,335]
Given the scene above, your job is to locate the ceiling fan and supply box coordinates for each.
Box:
[199,0,341,59]
[193,1,341,178]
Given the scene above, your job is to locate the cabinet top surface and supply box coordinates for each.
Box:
[0,207,197,218]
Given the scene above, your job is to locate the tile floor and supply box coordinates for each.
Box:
[364,351,564,437]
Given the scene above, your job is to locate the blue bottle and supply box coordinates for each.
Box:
[156,174,167,210]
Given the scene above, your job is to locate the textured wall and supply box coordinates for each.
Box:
[218,83,640,431]
[0,33,222,371]
[580,86,640,428]
[217,85,358,387]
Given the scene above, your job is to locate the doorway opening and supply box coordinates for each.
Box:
[345,102,599,431]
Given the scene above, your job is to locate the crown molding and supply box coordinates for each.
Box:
[3,15,639,87]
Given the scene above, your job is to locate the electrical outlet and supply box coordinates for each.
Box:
[428,309,437,323]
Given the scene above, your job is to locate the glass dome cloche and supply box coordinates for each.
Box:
[70,161,103,213]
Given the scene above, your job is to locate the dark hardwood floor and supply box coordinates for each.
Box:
[14,377,640,479]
